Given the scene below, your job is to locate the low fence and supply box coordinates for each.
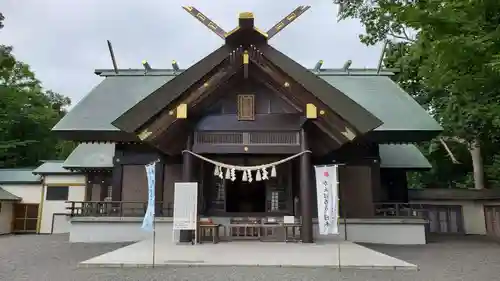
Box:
[374,202,428,218]
[66,201,173,217]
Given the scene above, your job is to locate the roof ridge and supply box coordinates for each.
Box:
[0,168,36,171]
[94,68,397,77]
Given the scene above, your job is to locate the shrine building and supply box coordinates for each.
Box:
[51,6,443,244]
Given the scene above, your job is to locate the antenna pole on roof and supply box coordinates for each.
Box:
[107,40,119,74]
[376,40,389,75]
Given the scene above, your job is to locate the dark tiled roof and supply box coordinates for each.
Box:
[53,68,441,134]
[53,75,174,132]
[63,143,115,169]
[0,168,41,184]
[321,76,442,132]
[379,144,431,169]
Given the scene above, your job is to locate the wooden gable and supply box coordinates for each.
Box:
[110,10,382,155]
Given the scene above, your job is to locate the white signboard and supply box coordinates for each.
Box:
[173,182,198,231]
[314,165,339,235]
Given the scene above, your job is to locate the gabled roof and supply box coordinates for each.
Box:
[0,168,41,184]
[107,14,383,138]
[257,45,382,134]
[53,69,440,143]
[110,53,382,137]
[112,46,231,133]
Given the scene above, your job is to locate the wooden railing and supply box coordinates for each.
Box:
[374,202,428,218]
[66,201,173,217]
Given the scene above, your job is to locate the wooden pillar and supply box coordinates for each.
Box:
[112,150,124,202]
[99,179,108,201]
[155,157,165,216]
[299,129,313,243]
[370,159,382,202]
[180,134,194,243]
[85,173,93,201]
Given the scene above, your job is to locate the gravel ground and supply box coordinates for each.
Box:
[1,234,500,281]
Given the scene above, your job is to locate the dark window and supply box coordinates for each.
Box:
[237,94,255,120]
[46,186,69,201]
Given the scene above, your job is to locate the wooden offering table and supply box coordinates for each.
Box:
[228,217,261,240]
[260,217,285,242]
[198,219,225,244]
[284,223,302,242]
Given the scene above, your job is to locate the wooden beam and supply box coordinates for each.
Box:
[112,46,230,133]
[150,71,242,154]
[182,6,226,39]
[251,57,353,144]
[267,6,311,39]
[111,150,123,201]
[258,44,382,134]
[113,152,160,165]
[142,65,235,141]
[250,62,346,146]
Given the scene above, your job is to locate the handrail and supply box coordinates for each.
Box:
[374,202,428,218]
[66,200,173,218]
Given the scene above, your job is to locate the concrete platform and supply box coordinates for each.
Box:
[79,238,418,270]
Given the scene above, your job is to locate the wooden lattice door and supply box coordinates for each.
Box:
[485,206,500,238]
[12,203,39,233]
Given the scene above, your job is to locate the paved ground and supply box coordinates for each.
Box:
[80,238,416,269]
[1,234,500,281]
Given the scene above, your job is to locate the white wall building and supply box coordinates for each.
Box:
[0,161,86,235]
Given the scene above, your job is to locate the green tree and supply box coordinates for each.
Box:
[338,0,500,189]
[0,13,74,167]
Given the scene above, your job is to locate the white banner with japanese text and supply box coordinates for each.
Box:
[314,165,339,235]
[141,162,156,232]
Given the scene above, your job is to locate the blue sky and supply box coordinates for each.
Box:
[1,0,382,106]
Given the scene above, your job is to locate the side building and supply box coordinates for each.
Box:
[0,162,85,235]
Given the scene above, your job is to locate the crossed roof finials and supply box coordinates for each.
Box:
[181,5,311,40]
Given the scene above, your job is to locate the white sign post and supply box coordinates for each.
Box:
[314,165,339,235]
[173,182,198,244]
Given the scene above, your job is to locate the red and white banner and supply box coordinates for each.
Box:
[314,165,339,235]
